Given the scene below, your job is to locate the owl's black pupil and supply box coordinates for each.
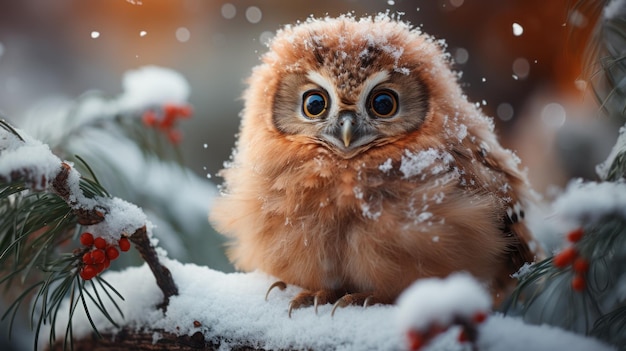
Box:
[372,93,394,116]
[305,94,326,116]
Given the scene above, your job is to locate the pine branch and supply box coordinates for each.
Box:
[579,0,626,120]
[0,120,178,349]
[25,67,193,165]
[505,199,626,347]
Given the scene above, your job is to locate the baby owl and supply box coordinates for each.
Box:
[210,14,536,314]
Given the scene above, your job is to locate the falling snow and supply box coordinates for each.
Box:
[512,23,524,36]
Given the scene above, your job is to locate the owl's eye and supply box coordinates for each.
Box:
[302,91,328,119]
[369,90,398,118]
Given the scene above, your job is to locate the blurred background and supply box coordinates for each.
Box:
[0,0,622,349]
[0,0,620,195]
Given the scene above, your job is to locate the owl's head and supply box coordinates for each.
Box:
[243,14,464,159]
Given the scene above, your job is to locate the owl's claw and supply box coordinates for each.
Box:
[330,293,377,317]
[271,287,378,317]
[284,289,340,317]
[287,291,315,318]
[265,281,287,301]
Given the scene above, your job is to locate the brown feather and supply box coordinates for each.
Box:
[210,15,539,305]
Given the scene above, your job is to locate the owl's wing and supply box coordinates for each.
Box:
[451,140,537,292]
[479,147,538,291]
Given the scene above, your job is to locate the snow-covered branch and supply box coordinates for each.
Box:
[0,120,177,311]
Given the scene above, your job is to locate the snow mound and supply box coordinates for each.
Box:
[46,260,616,351]
[553,180,626,226]
[396,272,490,332]
[117,65,190,111]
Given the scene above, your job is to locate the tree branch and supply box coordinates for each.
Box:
[130,225,179,311]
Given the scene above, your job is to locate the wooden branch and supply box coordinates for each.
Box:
[48,328,266,351]
[53,162,107,225]
[130,225,179,310]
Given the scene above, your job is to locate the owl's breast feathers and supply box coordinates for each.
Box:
[211,114,536,301]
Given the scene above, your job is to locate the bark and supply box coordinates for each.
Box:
[47,328,267,351]
[129,225,178,310]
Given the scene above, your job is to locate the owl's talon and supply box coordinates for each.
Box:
[363,295,375,308]
[288,301,296,318]
[330,293,377,317]
[265,281,287,301]
[314,295,321,314]
[330,298,350,317]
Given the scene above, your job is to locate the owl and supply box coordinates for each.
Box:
[210,14,537,315]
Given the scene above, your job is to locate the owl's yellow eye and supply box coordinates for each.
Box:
[302,91,328,119]
[369,90,398,118]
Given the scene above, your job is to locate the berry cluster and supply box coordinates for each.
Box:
[406,311,487,351]
[142,103,193,144]
[552,228,589,292]
[78,232,131,280]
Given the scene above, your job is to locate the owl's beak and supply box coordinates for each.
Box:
[340,114,355,147]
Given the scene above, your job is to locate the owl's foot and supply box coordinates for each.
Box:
[265,281,378,317]
[287,289,341,317]
[265,281,342,317]
[330,292,378,316]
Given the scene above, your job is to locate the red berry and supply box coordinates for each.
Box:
[458,328,469,343]
[567,228,584,243]
[103,257,111,269]
[572,275,586,292]
[407,330,424,351]
[163,104,179,117]
[119,237,131,252]
[160,108,178,130]
[91,249,106,264]
[82,252,94,265]
[80,232,94,246]
[79,265,97,280]
[177,105,193,117]
[167,129,182,144]
[472,311,487,324]
[553,247,578,268]
[94,237,107,249]
[573,258,590,273]
[93,263,105,274]
[106,246,120,260]
[142,111,157,127]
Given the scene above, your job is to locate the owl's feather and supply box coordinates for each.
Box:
[210,14,538,305]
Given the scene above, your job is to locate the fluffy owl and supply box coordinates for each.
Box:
[210,14,537,314]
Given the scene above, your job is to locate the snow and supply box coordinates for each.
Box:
[512,23,524,36]
[476,314,615,351]
[604,0,626,19]
[0,125,149,244]
[84,197,148,244]
[552,179,626,227]
[378,158,393,173]
[0,126,61,190]
[21,65,191,148]
[45,262,616,351]
[400,148,454,179]
[116,65,190,111]
[396,272,490,332]
[596,126,626,180]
